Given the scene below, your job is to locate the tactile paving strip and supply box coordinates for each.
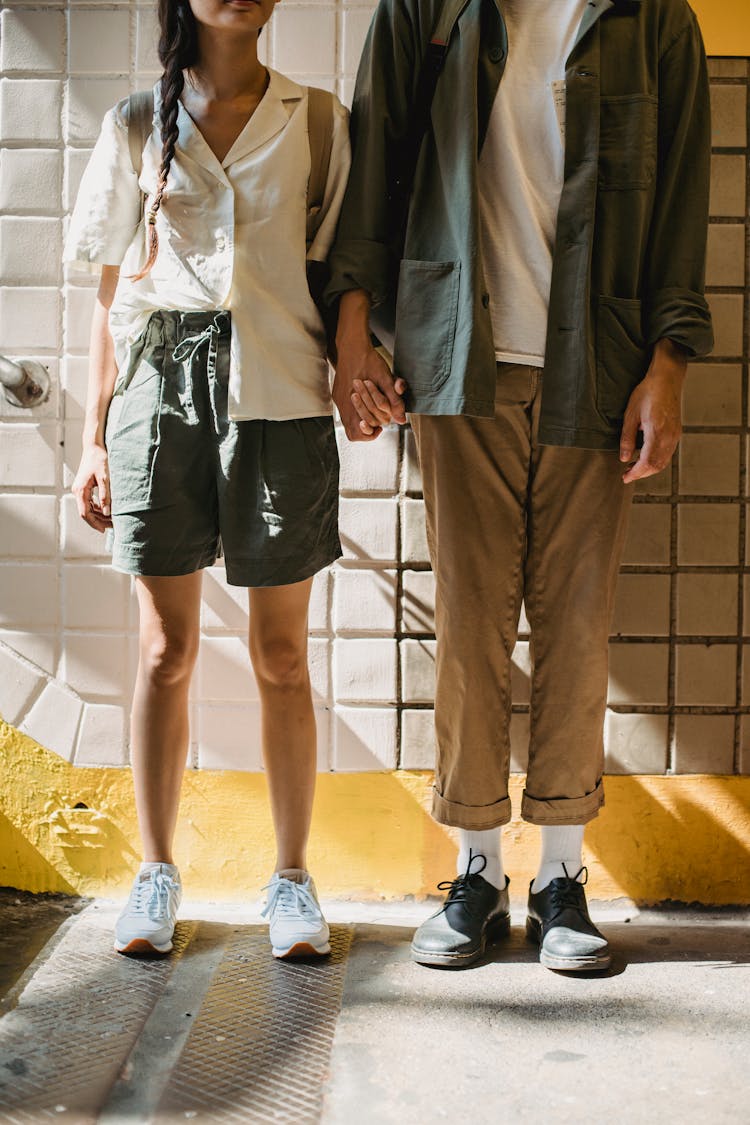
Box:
[156,925,354,1124]
[0,908,193,1124]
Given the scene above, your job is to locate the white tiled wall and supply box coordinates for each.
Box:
[0,8,749,777]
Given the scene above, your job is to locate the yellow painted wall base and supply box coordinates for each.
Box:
[2,721,749,904]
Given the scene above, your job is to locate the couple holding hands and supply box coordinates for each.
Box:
[67,0,712,970]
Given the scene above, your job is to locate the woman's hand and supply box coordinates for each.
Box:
[72,442,113,532]
[333,289,407,441]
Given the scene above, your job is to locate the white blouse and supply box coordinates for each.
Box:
[64,69,351,421]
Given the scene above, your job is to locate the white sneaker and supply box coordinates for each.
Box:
[114,863,182,955]
[261,870,331,959]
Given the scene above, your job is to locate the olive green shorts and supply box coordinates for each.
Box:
[104,309,342,587]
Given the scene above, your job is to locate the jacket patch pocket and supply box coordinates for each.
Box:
[393,259,461,393]
[599,95,657,191]
[105,353,165,514]
[596,297,648,427]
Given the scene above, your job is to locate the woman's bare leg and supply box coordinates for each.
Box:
[131,572,203,863]
[249,578,316,872]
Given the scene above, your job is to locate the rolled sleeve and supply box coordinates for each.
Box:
[643,17,714,357]
[307,97,352,265]
[63,102,143,273]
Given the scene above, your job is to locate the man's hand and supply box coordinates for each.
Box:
[620,339,688,484]
[333,290,407,442]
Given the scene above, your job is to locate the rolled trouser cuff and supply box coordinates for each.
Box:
[521,781,605,826]
[432,788,513,829]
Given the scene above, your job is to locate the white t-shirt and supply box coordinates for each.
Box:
[478,0,589,367]
[64,69,351,421]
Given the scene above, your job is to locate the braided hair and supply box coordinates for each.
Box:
[130,0,199,281]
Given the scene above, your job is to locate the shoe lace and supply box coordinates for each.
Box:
[261,878,319,921]
[545,864,589,918]
[436,849,488,906]
[130,870,179,921]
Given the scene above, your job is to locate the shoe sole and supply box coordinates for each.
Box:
[525,917,612,972]
[114,937,173,956]
[272,941,331,960]
[411,913,511,968]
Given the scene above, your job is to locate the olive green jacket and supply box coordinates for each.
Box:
[327,0,714,449]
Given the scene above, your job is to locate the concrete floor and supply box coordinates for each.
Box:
[0,891,748,1124]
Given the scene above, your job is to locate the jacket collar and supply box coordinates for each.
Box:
[152,68,303,182]
[572,0,642,54]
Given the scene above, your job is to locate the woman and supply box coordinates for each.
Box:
[65,0,350,959]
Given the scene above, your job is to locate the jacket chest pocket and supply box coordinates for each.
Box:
[598,95,657,191]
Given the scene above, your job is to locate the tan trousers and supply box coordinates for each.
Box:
[411,365,633,828]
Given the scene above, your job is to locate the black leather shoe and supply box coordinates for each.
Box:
[526,866,611,972]
[411,854,511,968]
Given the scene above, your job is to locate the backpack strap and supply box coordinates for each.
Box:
[306,86,335,250]
[126,89,156,179]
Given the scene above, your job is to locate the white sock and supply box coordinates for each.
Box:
[531,825,585,893]
[139,861,178,876]
[457,828,505,890]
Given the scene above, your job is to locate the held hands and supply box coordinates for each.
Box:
[619,339,688,485]
[72,443,113,532]
[333,340,408,442]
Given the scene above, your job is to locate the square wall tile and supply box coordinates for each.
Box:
[675,644,737,706]
[676,574,739,637]
[673,715,735,775]
[401,570,435,634]
[679,435,739,496]
[0,495,57,558]
[709,154,746,218]
[64,565,131,631]
[0,288,60,351]
[710,84,747,148]
[401,498,429,564]
[400,639,436,704]
[604,712,668,774]
[401,708,435,769]
[272,8,337,75]
[621,504,671,565]
[705,224,746,288]
[68,12,131,74]
[66,78,129,144]
[0,10,65,72]
[707,293,744,357]
[683,365,742,428]
[0,630,57,677]
[608,644,669,706]
[62,633,129,699]
[333,568,397,634]
[0,216,61,286]
[332,706,397,770]
[0,79,62,143]
[339,498,398,561]
[0,564,58,629]
[75,703,127,767]
[197,703,264,771]
[0,149,63,213]
[611,573,670,637]
[334,638,397,703]
[677,504,739,566]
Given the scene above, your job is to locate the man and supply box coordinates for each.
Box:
[328,0,712,970]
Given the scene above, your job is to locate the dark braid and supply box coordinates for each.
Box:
[131,0,199,281]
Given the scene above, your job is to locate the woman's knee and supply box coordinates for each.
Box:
[139,628,199,688]
[251,635,309,691]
